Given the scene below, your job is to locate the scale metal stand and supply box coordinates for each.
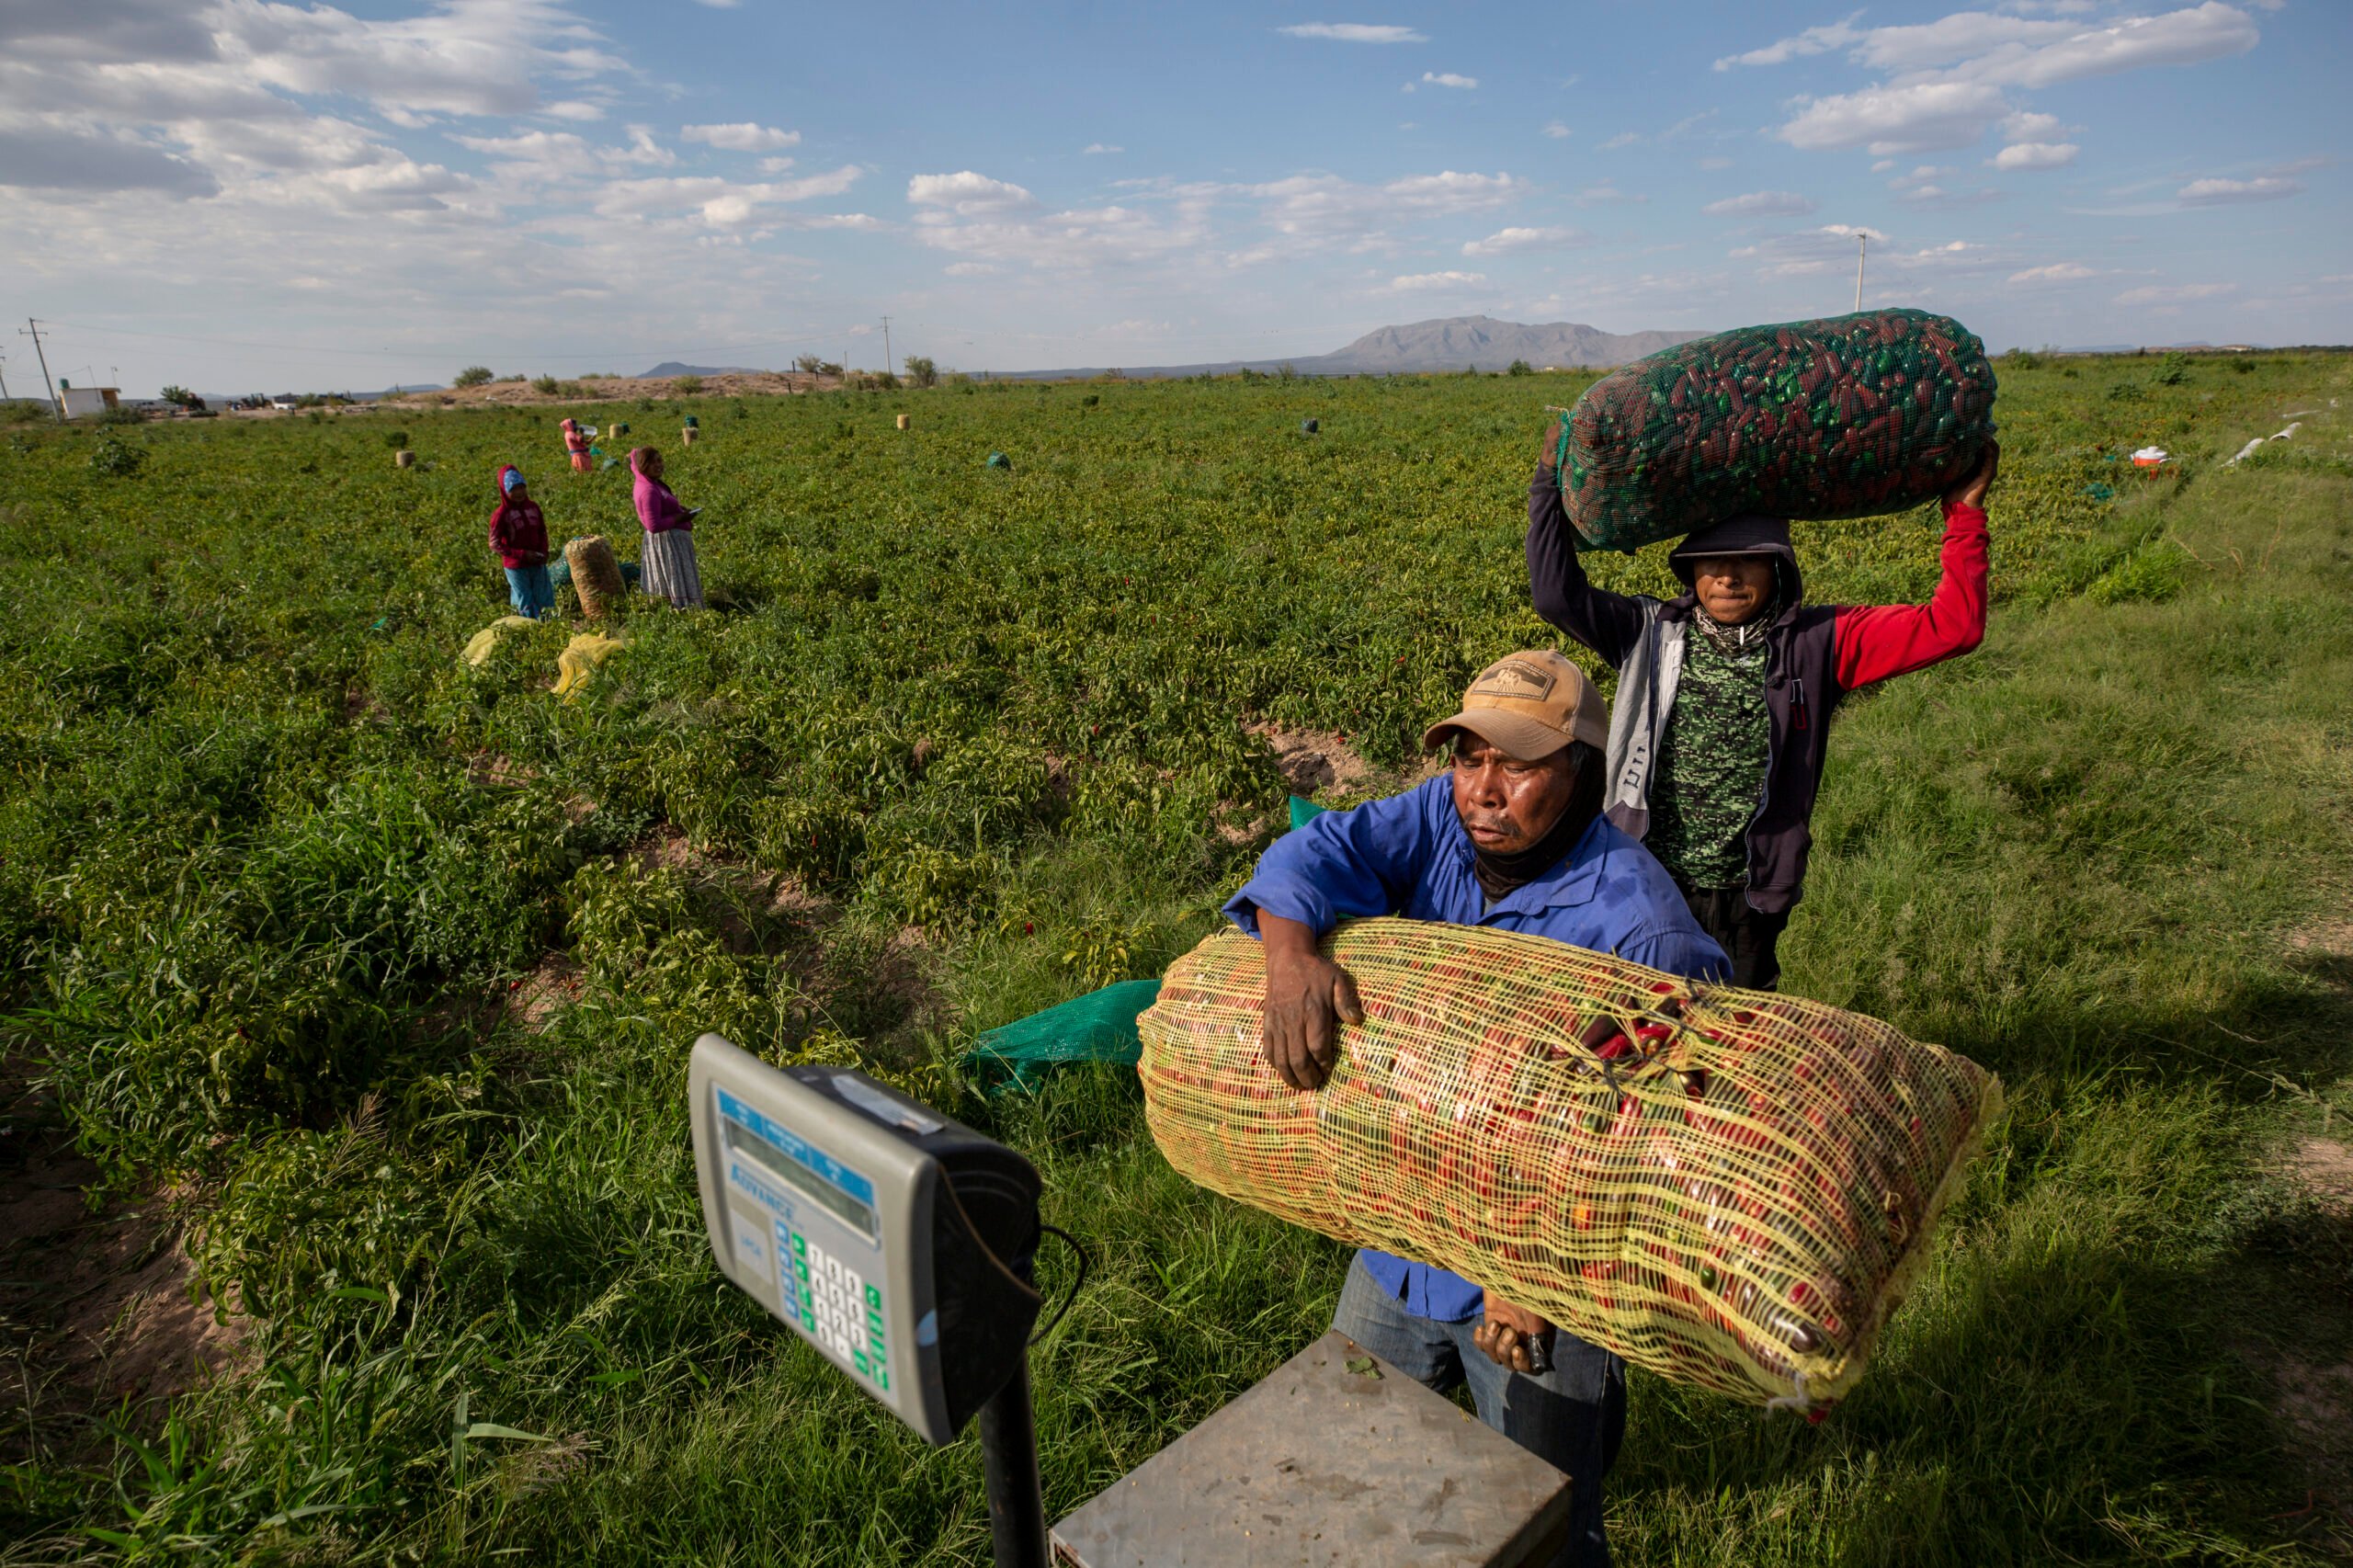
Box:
[688,1035,1573,1568]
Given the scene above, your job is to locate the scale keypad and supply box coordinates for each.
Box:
[780,1225,890,1390]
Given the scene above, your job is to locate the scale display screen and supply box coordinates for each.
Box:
[714,1085,892,1388]
[719,1088,881,1244]
[688,1035,1042,1447]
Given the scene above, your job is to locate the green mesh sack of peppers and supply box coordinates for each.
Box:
[1558,307,1998,552]
[1139,917,2002,1414]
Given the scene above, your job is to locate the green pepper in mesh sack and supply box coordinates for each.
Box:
[1557,308,1997,552]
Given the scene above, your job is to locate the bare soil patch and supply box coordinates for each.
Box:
[0,1075,247,1464]
[1248,722,1374,799]
[2290,1135,2353,1212]
[384,370,831,411]
[507,951,585,1031]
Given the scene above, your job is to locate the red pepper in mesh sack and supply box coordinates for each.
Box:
[1140,918,2003,1409]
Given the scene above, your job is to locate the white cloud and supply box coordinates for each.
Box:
[2115,281,2237,304]
[1729,4,2256,85]
[1277,22,1428,42]
[1461,224,1590,256]
[0,123,221,196]
[1733,223,1996,284]
[1247,169,1524,239]
[1422,71,1477,88]
[1699,155,1733,170]
[907,170,1039,214]
[943,261,996,276]
[682,122,799,153]
[1391,270,1486,290]
[1991,141,2078,169]
[2009,261,2098,282]
[1597,131,1639,151]
[1542,120,1571,139]
[1847,13,2084,72]
[595,165,863,225]
[1573,182,1645,205]
[1702,189,1817,217]
[542,99,604,121]
[209,0,628,119]
[1760,6,2261,159]
[2177,175,2302,203]
[1714,18,1864,70]
[1083,142,1122,154]
[1779,81,2012,153]
[1945,3,2260,89]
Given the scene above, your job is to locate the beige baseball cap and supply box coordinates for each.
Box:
[1421,650,1608,761]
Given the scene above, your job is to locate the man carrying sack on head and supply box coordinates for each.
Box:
[1222,653,1727,1568]
[1528,422,1997,991]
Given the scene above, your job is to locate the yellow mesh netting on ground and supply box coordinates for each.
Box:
[553,632,624,699]
[1138,918,2002,1411]
[461,615,540,666]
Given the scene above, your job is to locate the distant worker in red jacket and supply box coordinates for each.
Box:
[488,465,553,619]
[561,417,593,473]
[1528,424,1997,990]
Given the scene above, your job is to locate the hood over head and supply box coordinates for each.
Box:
[1668,512,1803,607]
[497,464,527,500]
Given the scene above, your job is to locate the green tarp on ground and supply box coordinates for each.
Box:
[962,979,1165,1093]
[963,798,1329,1093]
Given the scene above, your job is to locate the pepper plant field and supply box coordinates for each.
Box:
[4,355,2350,1563]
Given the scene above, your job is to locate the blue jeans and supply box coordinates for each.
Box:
[1331,1255,1625,1568]
[505,564,553,619]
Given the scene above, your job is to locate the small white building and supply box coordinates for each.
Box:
[61,385,121,418]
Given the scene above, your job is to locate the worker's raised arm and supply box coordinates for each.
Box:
[1831,441,1996,691]
[1528,424,1647,665]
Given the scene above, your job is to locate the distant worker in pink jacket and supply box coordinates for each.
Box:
[561,417,592,473]
[631,447,703,609]
[487,465,553,618]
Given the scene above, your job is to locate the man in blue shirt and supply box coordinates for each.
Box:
[1224,650,1729,1568]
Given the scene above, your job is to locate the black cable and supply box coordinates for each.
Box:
[1027,1224,1089,1346]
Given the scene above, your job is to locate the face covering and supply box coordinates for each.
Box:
[1470,749,1605,903]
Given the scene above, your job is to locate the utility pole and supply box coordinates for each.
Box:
[881,315,893,378]
[20,319,61,420]
[0,351,10,401]
[1853,233,1867,312]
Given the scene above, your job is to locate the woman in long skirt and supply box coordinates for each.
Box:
[631,446,703,608]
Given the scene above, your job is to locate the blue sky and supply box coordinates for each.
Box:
[4,0,2346,394]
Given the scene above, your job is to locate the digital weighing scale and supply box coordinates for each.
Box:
[689,1034,1574,1568]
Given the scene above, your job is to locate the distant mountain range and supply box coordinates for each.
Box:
[989,316,1710,380]
[640,362,767,379]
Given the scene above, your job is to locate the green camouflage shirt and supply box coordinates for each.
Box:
[1646,623,1770,890]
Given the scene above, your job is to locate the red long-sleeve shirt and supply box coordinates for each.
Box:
[1833,502,1987,687]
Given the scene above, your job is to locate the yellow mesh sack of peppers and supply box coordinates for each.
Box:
[1138,918,2002,1415]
